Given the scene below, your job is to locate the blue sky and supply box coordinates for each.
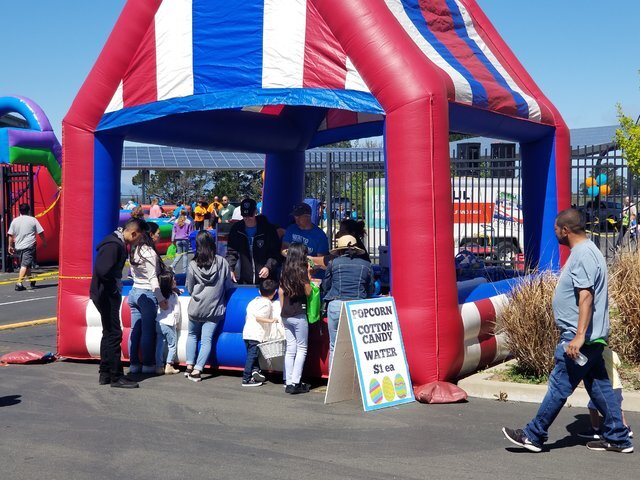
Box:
[1,1,639,140]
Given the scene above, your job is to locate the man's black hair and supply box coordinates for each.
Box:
[259,278,278,297]
[19,203,30,215]
[556,208,586,234]
[123,218,146,232]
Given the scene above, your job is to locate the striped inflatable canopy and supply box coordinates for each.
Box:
[101,0,553,135]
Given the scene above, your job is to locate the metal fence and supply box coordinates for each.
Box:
[304,149,386,262]
[303,147,524,268]
[571,145,639,263]
[1,164,35,272]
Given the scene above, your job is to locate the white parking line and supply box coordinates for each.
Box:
[0,295,56,307]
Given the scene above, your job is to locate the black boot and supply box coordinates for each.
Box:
[98,373,111,385]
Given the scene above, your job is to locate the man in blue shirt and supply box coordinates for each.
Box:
[281,202,329,257]
[502,208,632,454]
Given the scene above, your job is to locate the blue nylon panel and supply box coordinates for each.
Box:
[521,133,560,271]
[400,0,488,108]
[192,0,264,93]
[98,88,383,132]
[445,0,529,119]
[92,135,123,266]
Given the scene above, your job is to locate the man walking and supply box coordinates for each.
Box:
[7,203,46,291]
[90,218,145,388]
[502,208,632,453]
[226,198,280,284]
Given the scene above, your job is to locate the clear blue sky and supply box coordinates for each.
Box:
[1,0,639,140]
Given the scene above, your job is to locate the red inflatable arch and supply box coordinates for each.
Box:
[58,0,569,391]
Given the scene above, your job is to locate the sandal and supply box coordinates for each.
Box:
[184,365,194,378]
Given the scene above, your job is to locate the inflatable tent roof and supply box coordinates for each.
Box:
[92,0,558,149]
[61,0,569,387]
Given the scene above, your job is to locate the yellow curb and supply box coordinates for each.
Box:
[0,317,57,331]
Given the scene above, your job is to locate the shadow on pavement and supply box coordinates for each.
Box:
[0,395,22,407]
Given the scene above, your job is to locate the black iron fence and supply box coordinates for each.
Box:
[1,164,35,272]
[303,147,524,269]
[571,145,639,262]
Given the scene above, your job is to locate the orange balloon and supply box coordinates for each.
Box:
[585,177,596,187]
[599,185,611,196]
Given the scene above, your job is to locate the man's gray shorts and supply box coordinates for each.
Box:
[17,245,36,268]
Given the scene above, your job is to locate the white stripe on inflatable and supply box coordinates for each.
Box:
[494,332,510,363]
[262,0,307,89]
[156,0,194,101]
[344,57,370,93]
[452,0,542,122]
[85,295,193,364]
[105,81,124,113]
[85,300,102,358]
[460,301,481,342]
[383,0,473,104]
[460,340,481,377]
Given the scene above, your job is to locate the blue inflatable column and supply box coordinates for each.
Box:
[520,132,561,271]
[92,134,124,264]
[262,151,305,228]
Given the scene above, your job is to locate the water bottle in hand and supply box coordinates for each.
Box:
[562,342,588,366]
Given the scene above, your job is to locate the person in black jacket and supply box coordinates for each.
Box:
[90,218,145,388]
[226,198,281,284]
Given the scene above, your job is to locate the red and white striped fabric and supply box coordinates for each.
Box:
[104,0,551,125]
[458,294,510,377]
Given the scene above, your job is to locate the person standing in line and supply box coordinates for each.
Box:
[149,198,163,218]
[241,278,279,387]
[322,235,375,370]
[184,231,232,382]
[281,202,329,257]
[193,199,207,231]
[155,270,182,375]
[279,242,313,395]
[226,198,281,284]
[207,196,220,227]
[218,195,235,223]
[170,210,193,273]
[502,208,633,454]
[90,218,145,388]
[7,203,47,291]
[128,230,169,375]
[616,196,637,247]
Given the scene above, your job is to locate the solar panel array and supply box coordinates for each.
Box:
[121,146,266,170]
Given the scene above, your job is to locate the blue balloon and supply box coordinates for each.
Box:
[596,173,608,185]
[587,186,600,197]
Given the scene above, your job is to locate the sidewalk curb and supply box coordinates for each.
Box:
[458,360,640,413]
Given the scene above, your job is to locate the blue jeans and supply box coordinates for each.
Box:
[186,319,218,371]
[524,339,632,448]
[243,340,261,382]
[327,300,344,371]
[155,323,178,366]
[283,314,308,385]
[128,287,158,368]
[170,239,190,272]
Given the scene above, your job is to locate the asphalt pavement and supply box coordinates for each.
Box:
[1,268,639,479]
[0,266,58,326]
[1,323,639,480]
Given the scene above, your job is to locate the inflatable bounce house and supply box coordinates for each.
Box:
[0,96,61,263]
[58,0,569,393]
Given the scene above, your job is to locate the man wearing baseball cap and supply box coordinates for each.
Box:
[281,202,329,257]
[226,198,281,284]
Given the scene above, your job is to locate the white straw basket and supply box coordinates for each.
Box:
[258,339,286,360]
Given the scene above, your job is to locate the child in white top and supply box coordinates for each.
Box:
[155,270,181,375]
[242,279,279,387]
